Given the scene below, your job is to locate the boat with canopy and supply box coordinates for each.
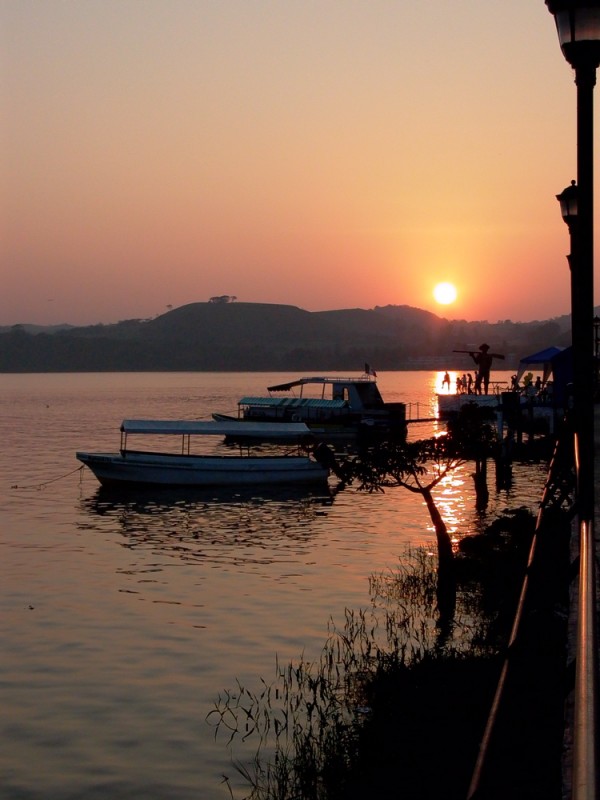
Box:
[77,420,331,487]
[213,372,406,438]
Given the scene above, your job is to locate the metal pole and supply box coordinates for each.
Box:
[572,61,598,800]
[573,64,595,519]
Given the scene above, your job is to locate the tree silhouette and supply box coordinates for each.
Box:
[342,405,497,623]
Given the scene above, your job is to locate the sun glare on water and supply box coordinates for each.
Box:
[433,282,457,305]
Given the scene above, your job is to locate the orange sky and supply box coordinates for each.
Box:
[2,1,598,326]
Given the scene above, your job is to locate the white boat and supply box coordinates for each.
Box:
[213,373,406,438]
[436,391,507,418]
[77,420,331,487]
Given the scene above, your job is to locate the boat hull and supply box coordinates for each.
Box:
[76,451,329,487]
[213,410,407,439]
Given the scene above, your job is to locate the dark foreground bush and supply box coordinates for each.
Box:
[209,507,568,799]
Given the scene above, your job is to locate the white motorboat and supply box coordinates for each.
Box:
[213,372,406,437]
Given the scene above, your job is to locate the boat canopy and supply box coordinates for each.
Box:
[267,376,373,392]
[239,396,347,409]
[120,419,314,438]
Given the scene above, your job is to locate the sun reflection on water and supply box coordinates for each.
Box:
[430,463,471,546]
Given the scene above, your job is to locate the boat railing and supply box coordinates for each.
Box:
[404,401,440,422]
[405,402,422,421]
[452,381,509,396]
[303,375,375,383]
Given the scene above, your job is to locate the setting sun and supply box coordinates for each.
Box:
[433,282,457,305]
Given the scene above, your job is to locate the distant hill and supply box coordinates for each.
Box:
[0,323,75,335]
[0,301,574,372]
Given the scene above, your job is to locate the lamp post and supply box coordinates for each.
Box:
[547,11,599,800]
[557,180,580,412]
[546,0,600,519]
[557,178,579,270]
[557,178,579,224]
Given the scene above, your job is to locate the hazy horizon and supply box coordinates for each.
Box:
[1,297,573,330]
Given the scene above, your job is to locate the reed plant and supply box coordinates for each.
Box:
[207,511,532,800]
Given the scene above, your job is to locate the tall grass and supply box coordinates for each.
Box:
[207,519,521,800]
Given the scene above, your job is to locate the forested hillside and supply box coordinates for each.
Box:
[0,302,571,372]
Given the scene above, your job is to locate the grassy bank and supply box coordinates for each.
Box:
[209,506,570,799]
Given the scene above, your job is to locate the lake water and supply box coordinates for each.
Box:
[0,371,548,799]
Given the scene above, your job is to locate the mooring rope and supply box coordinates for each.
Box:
[11,465,86,491]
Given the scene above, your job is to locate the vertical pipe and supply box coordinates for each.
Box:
[573,63,597,800]
[574,65,595,519]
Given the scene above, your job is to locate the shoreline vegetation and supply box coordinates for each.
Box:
[209,503,570,800]
[208,410,570,798]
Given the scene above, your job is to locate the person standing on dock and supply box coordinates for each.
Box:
[470,344,494,395]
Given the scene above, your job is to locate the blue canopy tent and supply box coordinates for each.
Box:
[515,346,572,407]
[515,346,565,384]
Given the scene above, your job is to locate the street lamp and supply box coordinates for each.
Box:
[546,0,600,520]
[557,181,579,358]
[556,179,579,225]
[545,3,600,68]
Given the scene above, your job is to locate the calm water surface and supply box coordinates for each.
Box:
[0,371,547,799]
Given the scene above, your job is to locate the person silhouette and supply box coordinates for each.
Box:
[470,344,494,395]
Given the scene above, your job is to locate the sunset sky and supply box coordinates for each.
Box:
[2,1,598,326]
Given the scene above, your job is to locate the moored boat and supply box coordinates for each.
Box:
[77,420,331,487]
[213,372,406,438]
